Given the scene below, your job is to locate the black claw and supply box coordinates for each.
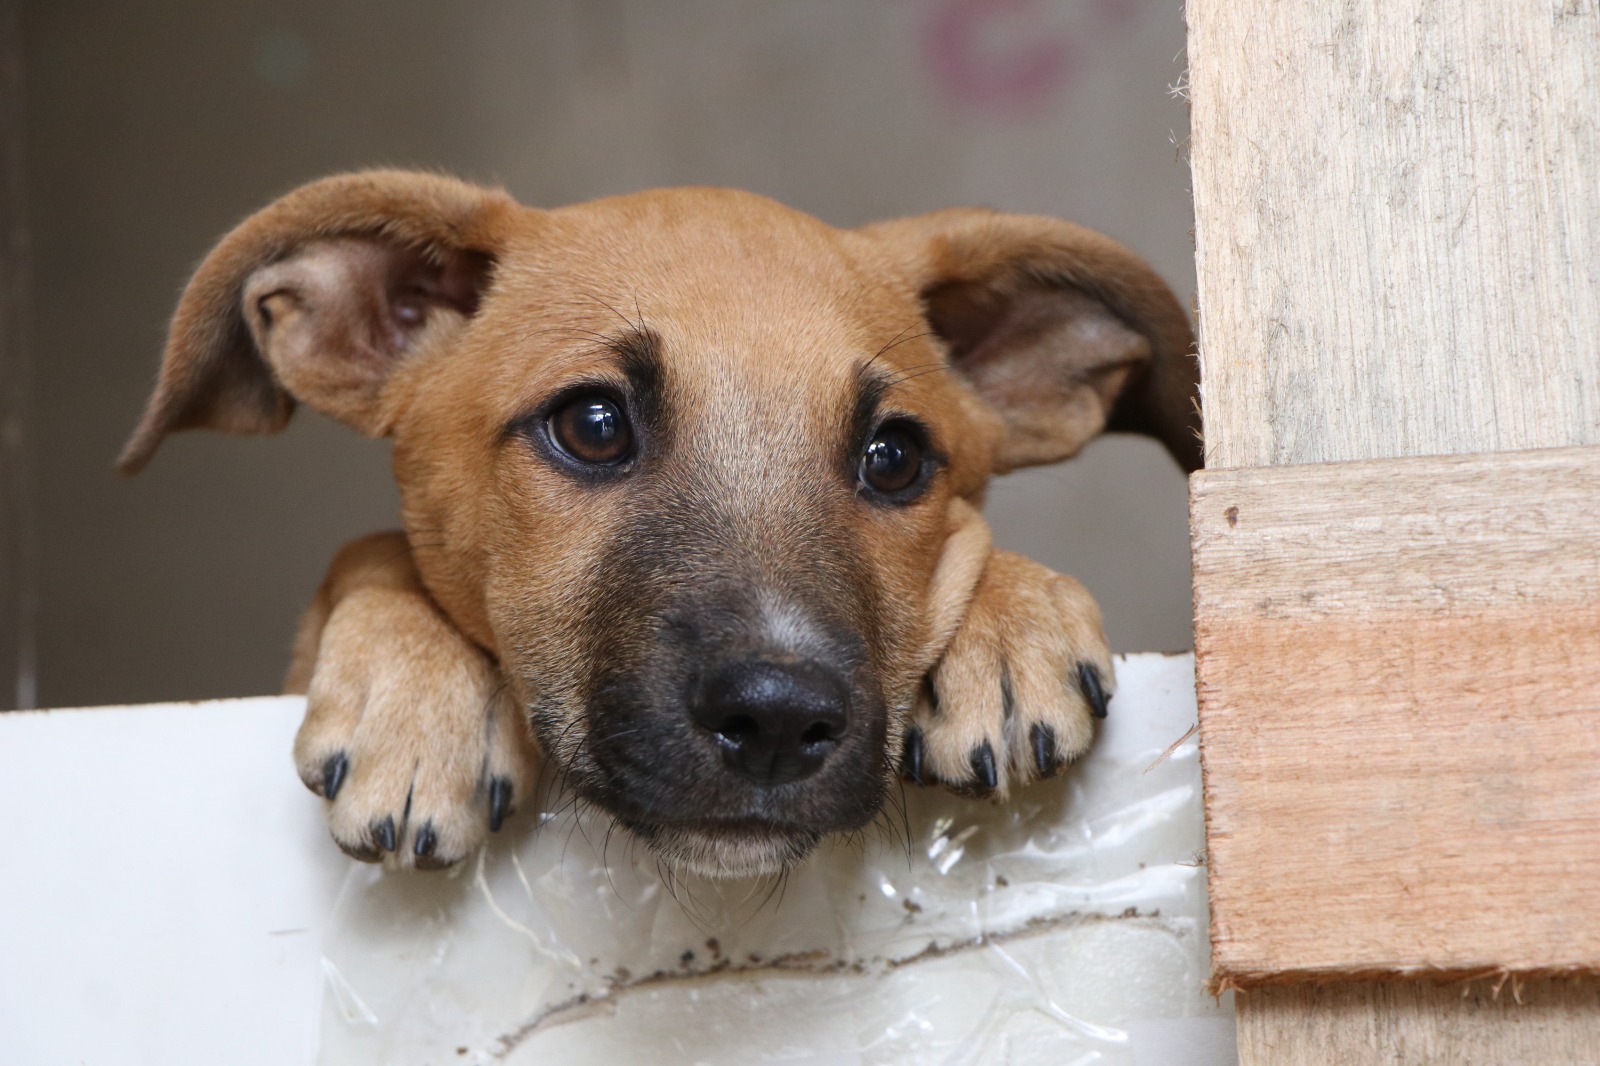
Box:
[970,741,997,792]
[336,837,382,863]
[321,752,349,800]
[412,822,456,869]
[1031,723,1060,776]
[1078,662,1109,719]
[488,777,513,833]
[413,821,436,859]
[414,849,457,872]
[901,727,925,785]
[374,815,397,853]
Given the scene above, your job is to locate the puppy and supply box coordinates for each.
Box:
[120,172,1198,878]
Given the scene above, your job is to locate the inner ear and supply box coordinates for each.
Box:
[925,278,1150,474]
[242,237,493,435]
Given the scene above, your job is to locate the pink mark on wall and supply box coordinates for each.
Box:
[921,0,1144,119]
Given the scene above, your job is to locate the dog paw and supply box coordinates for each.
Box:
[901,549,1112,797]
[292,585,534,869]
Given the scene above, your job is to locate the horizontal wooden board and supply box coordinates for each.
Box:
[1191,445,1600,984]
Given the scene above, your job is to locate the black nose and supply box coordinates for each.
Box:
[692,659,851,786]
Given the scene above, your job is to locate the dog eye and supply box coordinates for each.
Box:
[860,422,926,497]
[548,394,633,466]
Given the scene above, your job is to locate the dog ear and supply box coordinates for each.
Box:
[117,170,518,474]
[862,209,1200,473]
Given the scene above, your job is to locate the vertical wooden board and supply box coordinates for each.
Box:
[1191,447,1600,981]
[1188,0,1600,469]
[1236,982,1600,1065]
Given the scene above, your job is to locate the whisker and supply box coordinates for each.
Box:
[878,328,937,361]
[862,325,912,375]
[588,294,641,335]
[884,363,959,389]
[599,818,628,903]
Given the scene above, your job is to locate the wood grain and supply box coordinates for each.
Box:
[1188,0,1600,469]
[1236,981,1600,1066]
[1186,0,1600,1054]
[1192,447,1600,983]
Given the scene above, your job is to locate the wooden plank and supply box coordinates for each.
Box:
[1189,0,1600,469]
[1186,0,1600,1055]
[1192,446,1600,983]
[1236,981,1600,1066]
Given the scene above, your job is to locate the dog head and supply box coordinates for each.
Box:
[122,172,1196,876]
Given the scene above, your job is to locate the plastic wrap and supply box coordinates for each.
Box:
[317,652,1233,1065]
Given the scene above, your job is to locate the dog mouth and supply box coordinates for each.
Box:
[566,747,886,877]
[542,658,893,879]
[535,704,886,879]
[622,818,824,879]
[571,746,889,879]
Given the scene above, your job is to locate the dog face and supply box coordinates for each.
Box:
[404,192,1003,873]
[121,173,1196,875]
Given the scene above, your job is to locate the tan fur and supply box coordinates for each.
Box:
[918,549,1111,792]
[284,533,536,866]
[122,171,1197,874]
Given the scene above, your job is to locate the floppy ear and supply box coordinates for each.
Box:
[117,170,519,474]
[862,209,1201,473]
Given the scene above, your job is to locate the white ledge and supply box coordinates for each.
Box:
[0,652,1233,1066]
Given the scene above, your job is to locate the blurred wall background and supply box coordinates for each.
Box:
[15,0,1194,708]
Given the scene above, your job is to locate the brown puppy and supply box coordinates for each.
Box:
[120,172,1198,877]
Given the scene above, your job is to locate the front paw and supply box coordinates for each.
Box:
[292,587,535,869]
[902,550,1112,797]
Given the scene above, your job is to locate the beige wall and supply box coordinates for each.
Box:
[19,0,1193,707]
